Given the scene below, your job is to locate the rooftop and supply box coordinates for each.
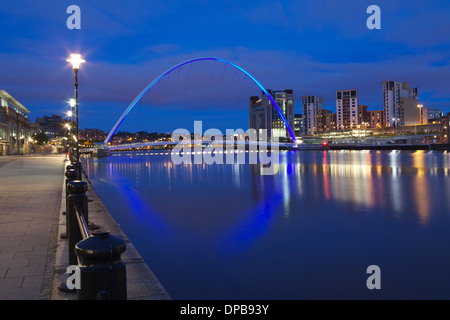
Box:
[0,90,30,114]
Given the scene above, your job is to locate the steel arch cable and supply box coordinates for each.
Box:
[104,57,296,144]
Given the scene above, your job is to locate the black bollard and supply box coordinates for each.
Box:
[67,180,89,266]
[75,231,127,300]
[61,168,79,240]
[65,168,78,194]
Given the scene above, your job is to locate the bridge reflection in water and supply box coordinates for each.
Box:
[82,150,450,299]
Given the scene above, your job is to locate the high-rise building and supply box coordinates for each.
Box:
[336,89,358,130]
[302,95,322,135]
[294,114,303,137]
[249,89,295,140]
[382,81,418,127]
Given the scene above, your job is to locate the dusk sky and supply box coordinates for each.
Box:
[1,0,450,132]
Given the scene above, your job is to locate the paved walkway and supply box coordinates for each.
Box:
[0,154,64,299]
[0,154,170,300]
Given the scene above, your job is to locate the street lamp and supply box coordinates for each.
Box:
[69,98,75,124]
[418,104,423,125]
[66,54,85,179]
[67,99,75,153]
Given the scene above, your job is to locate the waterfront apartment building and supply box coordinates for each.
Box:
[0,90,31,156]
[249,89,295,140]
[368,110,384,129]
[301,95,322,135]
[382,80,419,127]
[79,128,106,141]
[357,105,371,126]
[336,89,359,130]
[317,109,336,132]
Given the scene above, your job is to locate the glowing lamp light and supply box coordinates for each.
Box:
[69,99,76,107]
[66,54,85,70]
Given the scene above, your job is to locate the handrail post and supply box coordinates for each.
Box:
[67,180,89,266]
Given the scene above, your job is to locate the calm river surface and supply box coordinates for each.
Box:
[82,150,450,299]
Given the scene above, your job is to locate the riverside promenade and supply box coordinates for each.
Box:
[0,154,170,300]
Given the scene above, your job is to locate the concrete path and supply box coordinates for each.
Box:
[0,155,65,300]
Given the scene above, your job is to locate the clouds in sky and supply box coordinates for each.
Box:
[1,0,449,130]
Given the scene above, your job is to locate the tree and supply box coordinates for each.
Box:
[33,132,49,145]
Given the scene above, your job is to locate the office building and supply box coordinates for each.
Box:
[294,114,303,137]
[249,89,295,140]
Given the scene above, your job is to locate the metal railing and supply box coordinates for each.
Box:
[60,162,127,300]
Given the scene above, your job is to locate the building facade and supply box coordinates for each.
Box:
[336,89,359,130]
[368,110,384,129]
[400,97,423,126]
[35,114,67,139]
[294,114,303,137]
[79,128,106,141]
[249,89,295,140]
[302,95,322,135]
[0,90,31,156]
[382,81,419,128]
[426,108,443,121]
[317,109,336,132]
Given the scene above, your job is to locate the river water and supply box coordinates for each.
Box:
[82,150,450,299]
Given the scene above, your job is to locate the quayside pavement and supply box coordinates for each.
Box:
[0,154,64,299]
[0,154,170,300]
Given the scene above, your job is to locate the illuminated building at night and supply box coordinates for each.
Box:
[383,80,418,128]
[336,89,359,130]
[0,90,31,156]
[249,89,295,140]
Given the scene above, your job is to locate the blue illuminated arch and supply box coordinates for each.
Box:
[104,57,296,144]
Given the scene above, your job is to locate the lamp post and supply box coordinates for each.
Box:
[418,104,423,125]
[66,110,73,159]
[69,98,75,128]
[67,99,75,159]
[66,54,85,179]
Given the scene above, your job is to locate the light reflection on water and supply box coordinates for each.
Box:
[83,150,450,299]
